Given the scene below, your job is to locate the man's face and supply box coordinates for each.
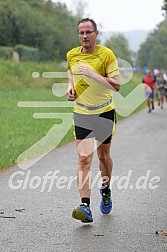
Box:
[78,21,98,49]
[146,70,151,76]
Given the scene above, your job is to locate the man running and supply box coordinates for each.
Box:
[142,69,156,113]
[66,18,120,223]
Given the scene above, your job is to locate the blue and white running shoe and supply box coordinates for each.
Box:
[72,203,93,223]
[100,189,112,214]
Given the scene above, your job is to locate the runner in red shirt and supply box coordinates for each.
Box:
[142,69,156,113]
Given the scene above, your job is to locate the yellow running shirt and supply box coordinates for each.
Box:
[66,45,119,114]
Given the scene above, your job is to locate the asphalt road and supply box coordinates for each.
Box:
[0,104,167,252]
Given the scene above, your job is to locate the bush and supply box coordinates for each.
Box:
[0,46,13,59]
[0,59,67,90]
[14,44,39,61]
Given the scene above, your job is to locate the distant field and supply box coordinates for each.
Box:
[0,60,145,169]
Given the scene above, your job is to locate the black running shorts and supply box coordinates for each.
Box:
[73,109,116,144]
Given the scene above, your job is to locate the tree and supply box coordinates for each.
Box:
[72,0,88,19]
[137,2,167,70]
[104,33,133,65]
[137,19,167,69]
[0,1,18,46]
[0,0,80,61]
[148,44,167,69]
[137,34,158,69]
[162,0,167,13]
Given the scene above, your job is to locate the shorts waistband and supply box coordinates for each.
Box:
[76,98,112,111]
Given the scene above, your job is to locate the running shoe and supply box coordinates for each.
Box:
[100,189,112,214]
[72,203,93,223]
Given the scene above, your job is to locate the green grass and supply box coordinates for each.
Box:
[117,72,146,120]
[0,88,74,169]
[0,60,146,169]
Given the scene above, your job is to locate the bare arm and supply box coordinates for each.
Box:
[67,70,75,101]
[78,65,120,92]
[101,75,120,91]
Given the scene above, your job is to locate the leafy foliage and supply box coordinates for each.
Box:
[0,0,136,64]
[162,0,167,13]
[137,19,167,69]
[0,0,79,61]
[0,46,13,59]
[104,33,133,65]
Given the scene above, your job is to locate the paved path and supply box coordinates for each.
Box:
[0,104,167,252]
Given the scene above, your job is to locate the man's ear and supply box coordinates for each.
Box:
[95,30,99,36]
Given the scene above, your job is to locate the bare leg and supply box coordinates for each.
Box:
[97,143,112,187]
[147,98,151,112]
[76,138,94,198]
[147,99,151,109]
[161,95,164,109]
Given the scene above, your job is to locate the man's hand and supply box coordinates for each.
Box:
[78,65,120,91]
[78,65,96,79]
[67,70,75,101]
[67,83,75,101]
